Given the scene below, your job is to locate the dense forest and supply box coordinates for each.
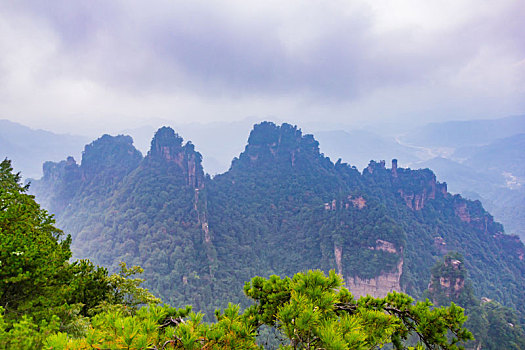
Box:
[0,159,480,348]
[25,122,525,348]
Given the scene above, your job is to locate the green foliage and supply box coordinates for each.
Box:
[42,303,260,350]
[103,262,161,311]
[0,307,61,350]
[244,270,473,349]
[0,159,72,323]
[471,301,525,350]
[4,267,473,350]
[26,123,525,341]
[0,163,482,350]
[66,259,112,316]
[0,159,163,347]
[425,253,525,349]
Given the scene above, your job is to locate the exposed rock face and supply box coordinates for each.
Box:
[324,196,366,211]
[149,128,212,270]
[452,196,500,234]
[27,121,525,320]
[428,256,466,299]
[365,159,449,211]
[370,239,397,253]
[346,257,403,298]
[397,177,436,210]
[346,240,403,298]
[384,160,450,211]
[438,275,465,297]
[391,159,398,177]
[348,196,366,209]
[334,244,343,277]
[149,126,183,160]
[454,201,471,223]
[149,127,205,189]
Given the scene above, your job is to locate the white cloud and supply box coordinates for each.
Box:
[0,0,523,134]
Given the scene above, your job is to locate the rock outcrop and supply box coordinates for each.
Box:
[346,257,403,298]
[27,121,525,320]
[148,127,205,189]
[324,196,367,211]
[81,134,142,183]
[236,122,321,169]
[428,254,466,301]
[494,234,525,261]
[346,240,403,298]
[393,164,448,211]
[452,195,501,235]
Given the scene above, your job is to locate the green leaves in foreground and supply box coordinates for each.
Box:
[42,303,259,349]
[0,159,473,349]
[2,269,473,350]
[244,270,474,349]
[3,269,474,349]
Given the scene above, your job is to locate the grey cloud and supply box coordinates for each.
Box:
[0,0,524,130]
[1,1,472,97]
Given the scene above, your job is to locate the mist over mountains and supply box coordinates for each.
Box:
[2,116,524,347]
[3,1,524,346]
[4,114,523,240]
[0,119,88,179]
[21,121,524,326]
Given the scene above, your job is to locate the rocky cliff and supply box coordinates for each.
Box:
[345,239,403,298]
[148,126,205,189]
[28,122,525,320]
[389,159,448,211]
[428,255,466,300]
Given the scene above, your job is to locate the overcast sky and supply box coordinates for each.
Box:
[0,0,524,136]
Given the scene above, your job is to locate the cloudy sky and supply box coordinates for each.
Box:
[1,0,524,135]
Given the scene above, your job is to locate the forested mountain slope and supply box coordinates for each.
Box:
[30,122,525,322]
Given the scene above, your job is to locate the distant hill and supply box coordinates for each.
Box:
[0,119,88,179]
[464,133,525,178]
[29,122,525,326]
[414,134,525,240]
[399,114,525,148]
[413,157,504,196]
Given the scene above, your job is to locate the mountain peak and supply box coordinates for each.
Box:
[235,122,320,168]
[149,126,184,160]
[81,134,142,181]
[147,126,204,188]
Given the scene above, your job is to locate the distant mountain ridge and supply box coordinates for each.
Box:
[414,133,525,239]
[0,119,88,179]
[29,122,525,324]
[399,114,525,148]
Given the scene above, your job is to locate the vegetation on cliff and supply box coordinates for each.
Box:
[28,122,525,332]
[425,253,525,349]
[1,159,474,348]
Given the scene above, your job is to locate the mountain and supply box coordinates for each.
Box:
[0,119,88,179]
[29,122,525,324]
[425,253,525,348]
[463,133,525,179]
[398,114,525,148]
[121,119,257,176]
[414,134,525,240]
